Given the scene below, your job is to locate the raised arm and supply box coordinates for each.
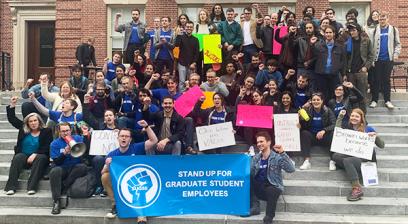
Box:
[29,93,50,117]
[138,120,158,152]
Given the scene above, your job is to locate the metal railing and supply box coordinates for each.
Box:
[0,52,12,91]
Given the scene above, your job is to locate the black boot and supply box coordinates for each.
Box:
[51,200,61,215]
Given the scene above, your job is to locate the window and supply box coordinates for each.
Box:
[268,4,296,15]
[330,3,370,26]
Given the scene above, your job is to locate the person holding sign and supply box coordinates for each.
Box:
[332,109,384,201]
[101,122,158,222]
[299,93,336,170]
[249,131,295,224]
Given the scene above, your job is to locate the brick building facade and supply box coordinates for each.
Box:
[0,0,406,88]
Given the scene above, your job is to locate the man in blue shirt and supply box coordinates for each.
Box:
[147,17,161,64]
[101,121,158,220]
[49,123,88,215]
[154,16,175,74]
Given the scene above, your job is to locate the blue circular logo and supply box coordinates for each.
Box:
[117,164,161,209]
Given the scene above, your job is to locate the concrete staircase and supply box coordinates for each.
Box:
[0,91,408,224]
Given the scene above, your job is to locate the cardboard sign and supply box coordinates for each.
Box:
[174,86,204,118]
[272,26,288,55]
[89,130,120,155]
[192,33,204,52]
[330,127,376,160]
[274,114,300,151]
[196,122,236,151]
[236,105,273,129]
[201,91,215,109]
[361,162,379,186]
[203,34,222,64]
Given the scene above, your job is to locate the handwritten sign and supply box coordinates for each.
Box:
[361,162,379,186]
[192,33,204,52]
[274,114,300,151]
[203,34,222,64]
[89,130,120,155]
[236,105,273,129]
[196,122,236,151]
[174,86,204,118]
[201,91,215,109]
[330,127,375,160]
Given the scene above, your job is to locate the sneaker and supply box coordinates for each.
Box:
[106,205,117,219]
[5,190,15,195]
[185,146,197,155]
[329,160,337,171]
[27,190,36,195]
[100,191,108,197]
[299,160,311,170]
[369,101,377,108]
[385,101,395,109]
[347,186,364,201]
[93,187,103,196]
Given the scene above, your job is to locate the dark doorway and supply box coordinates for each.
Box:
[27,21,55,82]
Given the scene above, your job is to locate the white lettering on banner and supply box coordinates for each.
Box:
[89,130,120,155]
[196,122,236,151]
[330,127,375,160]
[182,190,229,197]
[274,114,301,151]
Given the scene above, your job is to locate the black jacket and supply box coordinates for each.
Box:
[76,43,96,66]
[312,40,346,76]
[7,106,53,157]
[327,87,364,115]
[143,109,185,143]
[300,105,336,132]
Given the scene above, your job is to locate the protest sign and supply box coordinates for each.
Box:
[201,91,215,109]
[110,154,250,217]
[236,104,273,129]
[361,162,379,186]
[89,130,119,155]
[274,114,300,151]
[203,34,222,64]
[196,122,236,151]
[192,33,204,51]
[330,127,375,160]
[272,26,288,55]
[174,86,204,118]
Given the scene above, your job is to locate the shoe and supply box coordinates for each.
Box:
[93,187,103,196]
[369,101,377,108]
[385,101,394,109]
[347,186,364,201]
[100,191,108,197]
[106,205,117,219]
[329,160,337,171]
[137,216,147,224]
[240,205,261,217]
[51,200,61,215]
[185,146,197,155]
[299,160,311,170]
[5,190,15,195]
[27,190,36,195]
[263,215,273,224]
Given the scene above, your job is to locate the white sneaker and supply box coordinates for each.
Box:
[329,160,337,171]
[5,190,15,195]
[27,190,36,195]
[385,101,394,109]
[369,101,377,108]
[299,160,311,170]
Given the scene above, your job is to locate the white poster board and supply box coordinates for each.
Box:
[89,130,120,155]
[274,114,301,152]
[361,162,379,186]
[330,127,375,160]
[196,122,236,151]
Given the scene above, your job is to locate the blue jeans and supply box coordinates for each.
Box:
[242,44,258,64]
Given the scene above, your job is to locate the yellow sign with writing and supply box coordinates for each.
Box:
[203,34,222,64]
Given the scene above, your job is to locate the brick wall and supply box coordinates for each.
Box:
[0,0,13,77]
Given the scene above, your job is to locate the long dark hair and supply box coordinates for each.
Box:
[367,10,380,27]
[210,4,226,21]
[177,13,190,26]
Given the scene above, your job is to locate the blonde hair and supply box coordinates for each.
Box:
[350,108,366,132]
[23,113,45,134]
[59,81,76,98]
[198,9,211,24]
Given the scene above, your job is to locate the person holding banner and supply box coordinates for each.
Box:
[332,109,384,201]
[101,123,157,222]
[299,93,336,170]
[250,131,295,224]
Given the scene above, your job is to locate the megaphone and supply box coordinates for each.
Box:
[63,136,87,158]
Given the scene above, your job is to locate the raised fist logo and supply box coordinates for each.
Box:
[127,170,153,206]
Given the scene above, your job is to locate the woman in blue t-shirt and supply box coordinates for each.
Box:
[299,92,336,170]
[332,109,384,201]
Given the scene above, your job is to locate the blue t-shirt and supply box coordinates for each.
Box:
[106,62,123,82]
[50,135,83,168]
[129,24,141,44]
[311,110,323,134]
[209,110,226,125]
[134,103,160,129]
[295,88,308,109]
[379,27,390,61]
[365,126,375,133]
[152,89,181,107]
[157,29,173,60]
[325,42,334,74]
[21,134,39,156]
[334,102,345,118]
[121,94,134,113]
[107,142,146,157]
[49,111,83,125]
[148,30,156,60]
[255,158,268,182]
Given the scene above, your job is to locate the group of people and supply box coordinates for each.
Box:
[4,3,395,224]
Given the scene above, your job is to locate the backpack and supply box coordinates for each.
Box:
[67,171,97,198]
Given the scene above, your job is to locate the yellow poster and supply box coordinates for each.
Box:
[201,91,215,109]
[203,34,222,64]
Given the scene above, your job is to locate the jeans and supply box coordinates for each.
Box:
[347,72,368,112]
[92,155,105,188]
[314,73,341,100]
[177,63,189,92]
[149,141,181,155]
[252,179,282,222]
[371,60,393,102]
[155,58,174,74]
[300,130,333,158]
[242,44,258,64]
[332,153,363,182]
[183,117,195,149]
[49,164,88,201]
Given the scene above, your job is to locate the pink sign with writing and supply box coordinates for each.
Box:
[174,86,204,118]
[236,104,274,129]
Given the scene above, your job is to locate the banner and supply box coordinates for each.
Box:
[272,26,288,55]
[89,130,119,155]
[192,33,204,52]
[110,154,250,218]
[200,91,215,109]
[274,114,300,151]
[236,104,273,129]
[174,86,204,118]
[330,127,375,160]
[203,34,222,64]
[196,122,236,151]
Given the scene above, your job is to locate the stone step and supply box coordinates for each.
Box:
[377,144,408,155]
[376,99,408,107]
[1,208,408,224]
[366,114,408,123]
[0,150,13,162]
[0,129,18,139]
[367,106,408,114]
[0,105,21,112]
[0,96,29,105]
[370,123,408,133]
[0,112,22,120]
[0,139,17,150]
[0,121,16,129]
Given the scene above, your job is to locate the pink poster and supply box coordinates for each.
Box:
[174,86,204,118]
[236,104,274,129]
[272,25,288,55]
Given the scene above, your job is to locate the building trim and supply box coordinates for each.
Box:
[104,0,147,4]
[176,0,296,4]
